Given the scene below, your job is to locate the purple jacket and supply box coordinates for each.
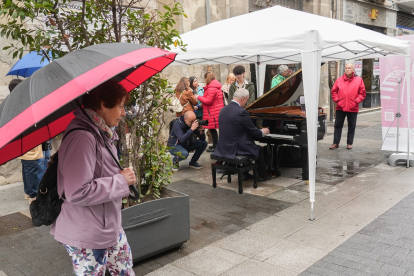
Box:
[50,109,130,249]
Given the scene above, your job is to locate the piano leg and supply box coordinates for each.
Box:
[265,143,281,176]
[274,144,281,177]
[266,143,274,171]
[301,146,309,180]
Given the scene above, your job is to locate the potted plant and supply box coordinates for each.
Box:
[120,74,190,262]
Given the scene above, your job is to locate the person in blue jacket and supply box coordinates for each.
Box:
[189,77,204,119]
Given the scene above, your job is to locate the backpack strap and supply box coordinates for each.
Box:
[62,127,89,141]
[59,127,97,200]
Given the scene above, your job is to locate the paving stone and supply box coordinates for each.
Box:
[213,229,280,257]
[221,259,296,276]
[145,264,196,276]
[256,240,327,273]
[1,263,25,276]
[379,263,407,276]
[172,245,248,276]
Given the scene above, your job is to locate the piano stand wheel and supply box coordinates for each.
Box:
[238,188,243,194]
[253,183,257,189]
[213,182,217,188]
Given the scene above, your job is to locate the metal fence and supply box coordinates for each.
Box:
[249,0,303,12]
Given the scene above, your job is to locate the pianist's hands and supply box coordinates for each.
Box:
[261,127,270,135]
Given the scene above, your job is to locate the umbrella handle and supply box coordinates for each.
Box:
[128,185,140,201]
[102,140,141,201]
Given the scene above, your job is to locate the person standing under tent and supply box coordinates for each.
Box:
[195,72,224,153]
[228,65,256,107]
[174,77,198,118]
[330,63,366,150]
[189,76,204,119]
[271,65,290,89]
[221,73,236,105]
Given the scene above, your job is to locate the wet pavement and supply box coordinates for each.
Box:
[135,180,292,275]
[3,110,414,275]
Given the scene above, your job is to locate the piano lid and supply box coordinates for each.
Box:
[246,69,303,110]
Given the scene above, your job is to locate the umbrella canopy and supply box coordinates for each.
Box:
[6,51,51,78]
[0,43,176,165]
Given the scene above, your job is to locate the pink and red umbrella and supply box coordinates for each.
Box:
[0,43,176,165]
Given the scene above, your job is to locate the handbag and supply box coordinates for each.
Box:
[41,140,52,151]
[171,92,184,112]
[170,91,190,113]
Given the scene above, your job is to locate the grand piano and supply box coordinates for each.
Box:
[246,69,326,180]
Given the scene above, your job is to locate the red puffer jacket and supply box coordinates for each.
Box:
[197,79,224,129]
[331,73,366,112]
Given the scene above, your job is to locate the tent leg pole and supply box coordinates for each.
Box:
[310,202,315,221]
[256,55,260,97]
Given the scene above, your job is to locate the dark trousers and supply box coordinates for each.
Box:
[210,129,218,146]
[333,110,358,145]
[170,139,208,164]
[21,160,41,198]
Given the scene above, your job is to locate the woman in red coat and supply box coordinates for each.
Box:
[196,72,224,152]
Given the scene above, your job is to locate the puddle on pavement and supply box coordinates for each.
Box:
[318,161,375,185]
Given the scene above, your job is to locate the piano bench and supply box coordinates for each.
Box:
[210,154,258,194]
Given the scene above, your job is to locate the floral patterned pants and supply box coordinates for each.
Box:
[64,229,135,276]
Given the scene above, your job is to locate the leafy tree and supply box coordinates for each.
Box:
[0,0,187,203]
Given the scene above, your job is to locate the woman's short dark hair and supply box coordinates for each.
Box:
[232,65,245,76]
[82,80,129,112]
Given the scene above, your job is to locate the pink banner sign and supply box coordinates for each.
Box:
[379,35,414,152]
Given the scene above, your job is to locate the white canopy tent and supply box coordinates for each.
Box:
[170,6,411,220]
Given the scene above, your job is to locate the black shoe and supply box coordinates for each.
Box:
[258,173,273,182]
[189,161,202,170]
[206,147,216,152]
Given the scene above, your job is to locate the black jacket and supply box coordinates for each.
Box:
[213,101,263,159]
[167,116,206,148]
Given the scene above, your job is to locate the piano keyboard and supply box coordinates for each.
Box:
[265,134,295,140]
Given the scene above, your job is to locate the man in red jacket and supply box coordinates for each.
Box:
[330,63,366,150]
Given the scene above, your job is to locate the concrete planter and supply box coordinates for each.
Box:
[121,187,190,262]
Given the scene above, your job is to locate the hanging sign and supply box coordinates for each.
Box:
[373,62,380,76]
[328,61,338,90]
[354,60,362,76]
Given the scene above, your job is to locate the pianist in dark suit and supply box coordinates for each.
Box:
[213,88,273,182]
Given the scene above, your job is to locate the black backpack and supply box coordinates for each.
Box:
[30,127,94,226]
